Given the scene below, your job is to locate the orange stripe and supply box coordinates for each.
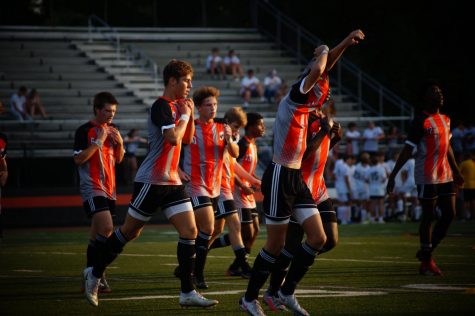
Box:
[2,192,263,209]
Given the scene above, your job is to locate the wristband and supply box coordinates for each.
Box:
[321,46,329,55]
[94,140,103,148]
[179,114,190,123]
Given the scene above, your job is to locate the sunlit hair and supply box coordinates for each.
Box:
[193,86,220,107]
[163,59,193,86]
[224,106,247,127]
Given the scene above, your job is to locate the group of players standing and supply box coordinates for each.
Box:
[74,28,464,316]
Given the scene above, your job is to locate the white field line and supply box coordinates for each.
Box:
[3,251,475,266]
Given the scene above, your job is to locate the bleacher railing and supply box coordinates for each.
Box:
[88,15,120,61]
[253,0,414,131]
[87,15,159,93]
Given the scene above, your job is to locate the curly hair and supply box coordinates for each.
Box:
[163,59,194,86]
[192,86,220,107]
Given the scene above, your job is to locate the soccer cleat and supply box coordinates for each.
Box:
[193,275,209,289]
[179,290,218,308]
[83,267,100,307]
[226,266,242,277]
[277,290,309,316]
[239,296,267,316]
[99,276,112,293]
[262,290,287,312]
[419,258,443,276]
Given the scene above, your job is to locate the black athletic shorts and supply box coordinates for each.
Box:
[83,196,116,218]
[417,182,456,200]
[262,162,316,222]
[215,199,238,219]
[239,208,257,224]
[129,182,190,218]
[190,195,219,211]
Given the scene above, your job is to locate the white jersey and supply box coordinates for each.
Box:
[352,162,370,200]
[368,163,387,197]
[363,127,384,152]
[346,130,361,155]
[334,159,351,196]
[395,158,416,196]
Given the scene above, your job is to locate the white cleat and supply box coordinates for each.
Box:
[277,290,309,316]
[83,267,100,307]
[239,296,267,316]
[179,290,218,308]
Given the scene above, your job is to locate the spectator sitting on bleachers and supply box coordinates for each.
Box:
[273,79,288,107]
[25,89,48,120]
[206,47,226,79]
[224,49,243,81]
[263,69,282,104]
[10,86,31,121]
[240,69,265,108]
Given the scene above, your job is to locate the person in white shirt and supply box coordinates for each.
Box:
[368,152,388,223]
[206,47,225,79]
[263,69,282,104]
[352,152,370,222]
[10,86,30,121]
[362,121,385,155]
[346,122,361,156]
[394,158,419,221]
[240,69,264,108]
[334,155,355,224]
[224,49,243,81]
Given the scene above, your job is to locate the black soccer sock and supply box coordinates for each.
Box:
[177,237,196,293]
[92,229,127,278]
[194,231,212,278]
[86,239,96,267]
[209,233,230,249]
[268,247,293,296]
[244,248,276,302]
[281,242,317,296]
[431,207,455,251]
[233,246,248,265]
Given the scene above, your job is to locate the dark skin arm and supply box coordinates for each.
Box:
[386,144,413,194]
[447,145,464,186]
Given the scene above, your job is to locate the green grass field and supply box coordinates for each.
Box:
[1,221,475,316]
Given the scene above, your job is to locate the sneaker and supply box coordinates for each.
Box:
[277,290,309,316]
[99,276,112,293]
[193,275,209,289]
[83,267,100,307]
[262,290,287,312]
[179,290,218,308]
[419,258,443,276]
[239,296,267,316]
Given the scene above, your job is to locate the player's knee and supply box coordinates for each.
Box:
[306,231,327,250]
[323,235,338,252]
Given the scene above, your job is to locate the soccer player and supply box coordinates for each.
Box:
[368,152,388,223]
[387,80,464,276]
[208,107,260,278]
[181,86,239,289]
[74,92,124,295]
[83,60,218,308]
[262,99,342,312]
[233,112,265,269]
[0,132,8,240]
[239,29,365,316]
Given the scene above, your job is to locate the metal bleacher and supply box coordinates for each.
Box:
[0,25,376,161]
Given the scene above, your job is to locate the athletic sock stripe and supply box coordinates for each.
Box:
[179,238,196,245]
[302,242,317,257]
[259,249,276,264]
[198,231,212,240]
[281,248,294,259]
[115,228,128,245]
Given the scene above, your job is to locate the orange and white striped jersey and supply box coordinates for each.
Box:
[183,119,226,198]
[220,150,236,200]
[406,111,453,184]
[272,71,329,169]
[234,136,258,208]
